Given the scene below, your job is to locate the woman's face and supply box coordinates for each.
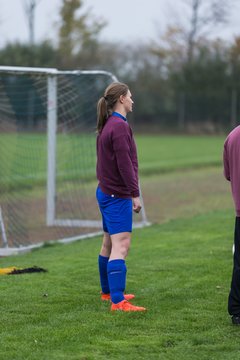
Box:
[122,90,134,113]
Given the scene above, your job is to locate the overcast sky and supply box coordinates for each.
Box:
[0,0,240,47]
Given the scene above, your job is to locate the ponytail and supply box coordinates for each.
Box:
[97,97,109,134]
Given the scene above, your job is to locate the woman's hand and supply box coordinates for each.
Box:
[133,197,142,213]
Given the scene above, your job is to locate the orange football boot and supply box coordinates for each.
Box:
[111,300,146,312]
[101,293,135,301]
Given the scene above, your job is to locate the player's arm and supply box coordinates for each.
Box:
[112,123,140,198]
[223,142,230,181]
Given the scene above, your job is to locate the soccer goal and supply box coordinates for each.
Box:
[0,66,149,255]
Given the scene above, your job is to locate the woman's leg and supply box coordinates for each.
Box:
[228,217,240,318]
[107,232,131,304]
[98,232,112,294]
[107,232,146,311]
[100,231,112,257]
[110,232,131,260]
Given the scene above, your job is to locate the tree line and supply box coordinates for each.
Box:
[0,0,239,133]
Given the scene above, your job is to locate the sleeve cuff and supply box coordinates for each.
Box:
[132,190,140,198]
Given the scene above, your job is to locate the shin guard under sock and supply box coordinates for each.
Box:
[107,259,127,304]
[98,255,110,294]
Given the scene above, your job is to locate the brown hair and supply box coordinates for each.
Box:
[97,82,129,133]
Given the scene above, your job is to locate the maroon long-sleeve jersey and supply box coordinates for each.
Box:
[96,114,139,198]
[223,125,240,216]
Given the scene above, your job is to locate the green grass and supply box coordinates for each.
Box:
[0,133,97,190]
[0,133,225,190]
[0,209,238,360]
[136,134,225,175]
[0,132,235,358]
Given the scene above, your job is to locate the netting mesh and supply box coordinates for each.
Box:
[0,70,112,247]
[0,68,148,250]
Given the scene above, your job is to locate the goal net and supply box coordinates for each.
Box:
[0,66,149,254]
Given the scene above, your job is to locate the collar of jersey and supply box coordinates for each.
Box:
[112,111,127,122]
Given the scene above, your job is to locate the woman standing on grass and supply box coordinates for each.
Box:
[96,82,146,312]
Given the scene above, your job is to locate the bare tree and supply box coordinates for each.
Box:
[152,0,235,67]
[180,0,235,62]
[151,0,235,130]
[22,0,42,45]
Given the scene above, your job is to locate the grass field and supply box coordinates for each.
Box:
[136,135,225,174]
[0,133,237,359]
[0,209,237,360]
[0,133,225,189]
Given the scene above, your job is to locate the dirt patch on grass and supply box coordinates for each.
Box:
[0,166,233,247]
[141,166,233,224]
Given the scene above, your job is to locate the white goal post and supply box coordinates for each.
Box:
[0,66,149,253]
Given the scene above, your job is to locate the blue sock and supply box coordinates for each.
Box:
[107,259,126,304]
[98,255,110,294]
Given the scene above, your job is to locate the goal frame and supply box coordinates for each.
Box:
[0,66,150,253]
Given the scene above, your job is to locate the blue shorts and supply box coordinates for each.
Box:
[96,186,132,235]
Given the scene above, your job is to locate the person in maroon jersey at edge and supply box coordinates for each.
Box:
[96,82,146,312]
[223,125,240,325]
